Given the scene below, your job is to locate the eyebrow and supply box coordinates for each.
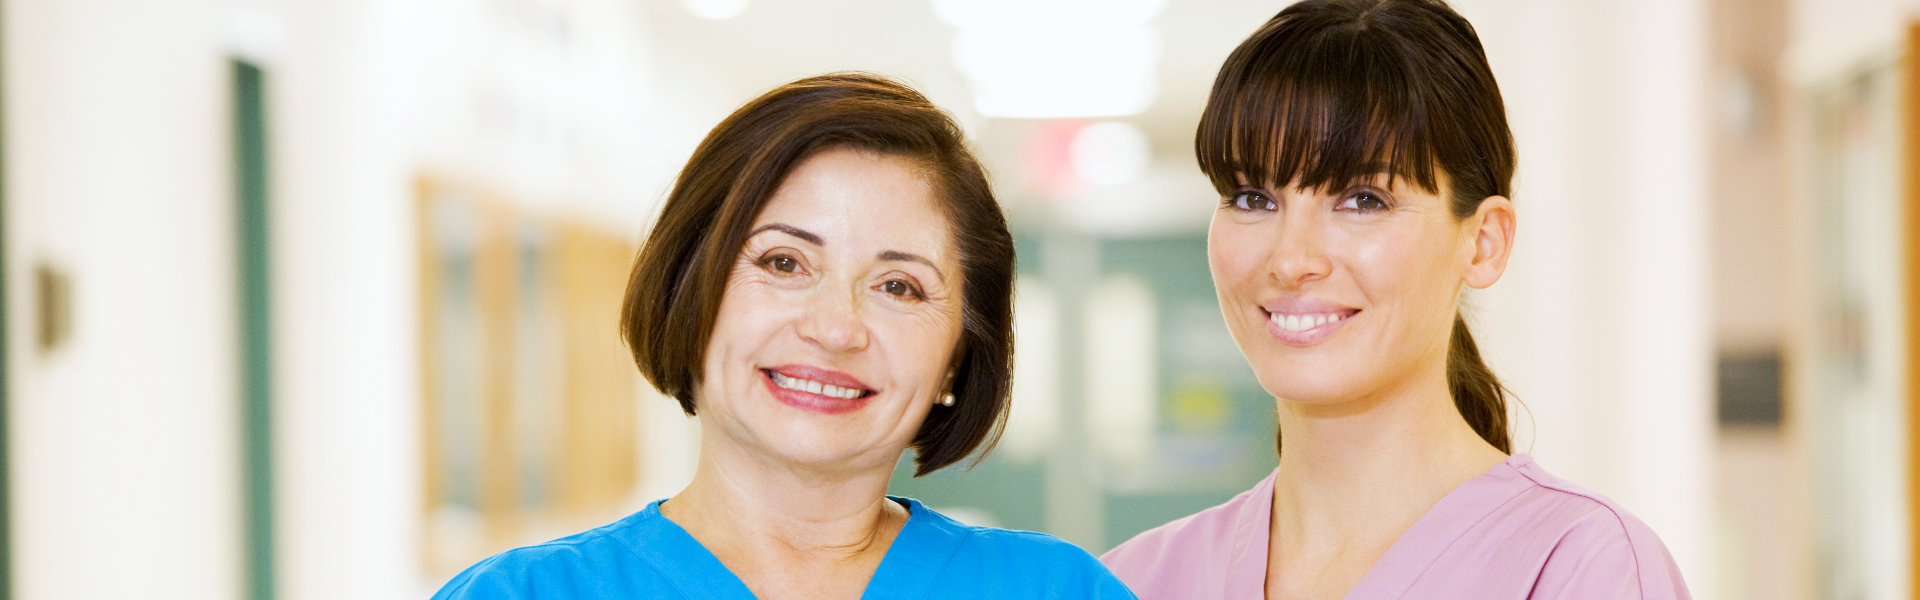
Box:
[748,222,948,281]
[748,223,821,245]
[879,250,946,281]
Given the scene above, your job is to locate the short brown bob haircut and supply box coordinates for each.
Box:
[621,72,1015,476]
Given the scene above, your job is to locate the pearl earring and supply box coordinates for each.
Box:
[940,392,955,407]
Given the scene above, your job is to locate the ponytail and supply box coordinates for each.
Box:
[1446,313,1511,453]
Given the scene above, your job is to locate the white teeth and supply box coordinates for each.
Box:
[770,371,864,399]
[1270,312,1346,333]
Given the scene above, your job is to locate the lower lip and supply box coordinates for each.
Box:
[761,370,871,415]
[1264,311,1353,347]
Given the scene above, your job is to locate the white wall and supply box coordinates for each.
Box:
[267,0,419,596]
[4,0,692,598]
[3,0,243,598]
[267,0,680,597]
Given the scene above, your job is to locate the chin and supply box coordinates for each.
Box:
[1251,360,1361,406]
[757,432,900,471]
[1264,385,1357,407]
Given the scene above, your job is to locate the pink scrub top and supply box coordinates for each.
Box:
[1100,454,1690,599]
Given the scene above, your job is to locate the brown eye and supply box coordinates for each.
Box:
[757,253,803,275]
[1225,190,1277,212]
[1337,190,1391,212]
[881,279,923,299]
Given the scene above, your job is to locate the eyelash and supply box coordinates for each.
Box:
[877,278,926,301]
[1223,190,1277,212]
[755,251,807,276]
[1221,188,1394,213]
[756,251,929,301]
[1336,188,1392,212]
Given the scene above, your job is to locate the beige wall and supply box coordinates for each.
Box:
[1457,1,1718,596]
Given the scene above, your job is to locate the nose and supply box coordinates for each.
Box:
[1268,212,1332,286]
[795,286,870,353]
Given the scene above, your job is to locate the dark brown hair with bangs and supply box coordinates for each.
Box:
[622,73,1015,476]
[1200,0,1516,453]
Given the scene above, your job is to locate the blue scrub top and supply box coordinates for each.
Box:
[433,497,1137,599]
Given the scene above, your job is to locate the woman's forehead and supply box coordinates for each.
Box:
[750,151,956,260]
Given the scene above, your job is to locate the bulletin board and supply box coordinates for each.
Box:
[415,176,643,577]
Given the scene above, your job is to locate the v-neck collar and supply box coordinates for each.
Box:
[628,497,964,600]
[1343,454,1535,598]
[861,497,970,599]
[620,500,759,600]
[1245,454,1534,599]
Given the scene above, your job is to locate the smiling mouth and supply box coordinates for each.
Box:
[763,369,874,400]
[1266,310,1358,333]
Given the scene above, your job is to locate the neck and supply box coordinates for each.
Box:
[1270,364,1507,544]
[663,425,906,564]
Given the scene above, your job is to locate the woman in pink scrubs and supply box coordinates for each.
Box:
[1098,1,1692,598]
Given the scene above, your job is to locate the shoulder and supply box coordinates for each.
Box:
[904,501,1135,599]
[959,523,1105,564]
[913,501,1107,568]
[1100,492,1242,567]
[1103,469,1272,564]
[1098,470,1275,598]
[1495,457,1691,599]
[431,509,674,600]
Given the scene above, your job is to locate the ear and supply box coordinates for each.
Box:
[943,340,967,387]
[1462,196,1515,289]
[933,351,962,403]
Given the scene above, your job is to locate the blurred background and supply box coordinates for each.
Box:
[0,0,1912,598]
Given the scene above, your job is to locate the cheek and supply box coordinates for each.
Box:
[705,286,788,368]
[1344,234,1407,281]
[880,311,964,376]
[1346,230,1462,316]
[1206,223,1264,289]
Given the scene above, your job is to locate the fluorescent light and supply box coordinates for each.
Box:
[931,0,1165,28]
[683,0,748,20]
[951,24,1159,118]
[936,0,1164,119]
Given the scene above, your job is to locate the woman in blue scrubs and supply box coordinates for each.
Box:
[432,73,1135,599]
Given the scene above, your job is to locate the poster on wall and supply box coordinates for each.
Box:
[416,176,643,577]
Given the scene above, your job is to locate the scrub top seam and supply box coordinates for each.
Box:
[1389,482,1536,598]
[611,506,719,600]
[1510,468,1652,598]
[436,569,480,597]
[916,526,977,598]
